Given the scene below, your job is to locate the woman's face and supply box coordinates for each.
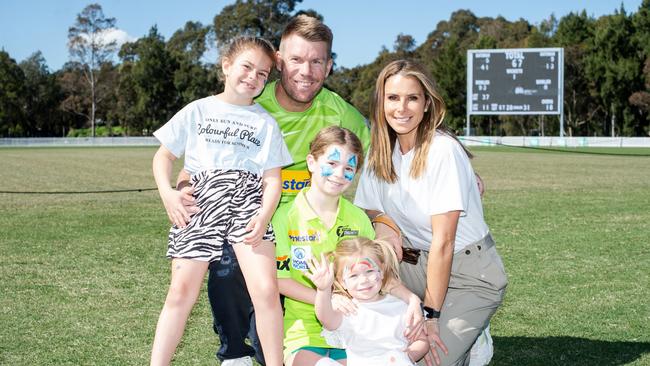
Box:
[306,144,358,197]
[383,74,428,148]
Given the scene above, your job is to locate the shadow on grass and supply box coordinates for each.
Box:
[492,336,650,365]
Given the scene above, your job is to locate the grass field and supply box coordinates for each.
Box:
[1,146,649,365]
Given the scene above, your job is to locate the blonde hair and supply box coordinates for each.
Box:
[309,126,364,169]
[331,237,400,296]
[281,14,333,58]
[367,59,472,183]
[218,36,276,81]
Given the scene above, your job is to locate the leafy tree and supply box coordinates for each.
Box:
[167,21,216,105]
[0,51,26,136]
[213,0,302,49]
[585,6,643,136]
[554,11,601,136]
[19,52,65,136]
[118,27,179,135]
[67,3,117,137]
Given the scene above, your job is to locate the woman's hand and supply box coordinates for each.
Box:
[423,319,448,366]
[306,253,335,291]
[331,293,357,315]
[403,296,425,342]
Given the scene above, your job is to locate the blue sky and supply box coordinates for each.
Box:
[0,0,643,71]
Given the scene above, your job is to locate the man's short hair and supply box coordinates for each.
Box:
[281,14,333,58]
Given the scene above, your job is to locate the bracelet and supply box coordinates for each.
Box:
[371,214,401,237]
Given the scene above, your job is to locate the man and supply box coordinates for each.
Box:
[175,15,370,366]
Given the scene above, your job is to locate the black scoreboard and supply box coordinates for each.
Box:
[466,48,563,115]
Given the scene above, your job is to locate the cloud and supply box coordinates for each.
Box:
[98,28,136,48]
[79,28,135,48]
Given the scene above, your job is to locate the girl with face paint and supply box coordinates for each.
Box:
[307,237,429,366]
[272,127,424,366]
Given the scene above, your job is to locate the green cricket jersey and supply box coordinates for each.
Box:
[272,188,375,355]
[256,81,370,204]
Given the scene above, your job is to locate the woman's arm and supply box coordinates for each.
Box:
[386,280,424,341]
[366,209,403,261]
[422,211,460,362]
[424,211,459,312]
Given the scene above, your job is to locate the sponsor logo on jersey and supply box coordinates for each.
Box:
[276,255,290,271]
[291,245,311,271]
[336,225,359,238]
[282,169,311,194]
[288,229,320,243]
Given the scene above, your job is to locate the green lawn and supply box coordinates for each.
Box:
[0,146,649,365]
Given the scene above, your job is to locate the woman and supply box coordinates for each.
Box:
[354,59,507,366]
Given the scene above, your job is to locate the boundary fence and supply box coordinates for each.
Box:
[1,136,650,148]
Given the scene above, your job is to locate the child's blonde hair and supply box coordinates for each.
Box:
[331,237,400,296]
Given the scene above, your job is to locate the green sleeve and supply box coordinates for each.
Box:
[341,107,371,153]
[272,210,292,279]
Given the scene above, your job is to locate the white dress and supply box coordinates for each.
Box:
[321,295,415,366]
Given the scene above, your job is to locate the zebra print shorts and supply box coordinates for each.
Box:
[166,169,275,263]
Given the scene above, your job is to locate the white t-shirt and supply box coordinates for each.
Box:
[321,295,414,366]
[154,96,292,175]
[355,132,488,253]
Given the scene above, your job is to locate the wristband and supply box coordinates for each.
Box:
[422,305,441,319]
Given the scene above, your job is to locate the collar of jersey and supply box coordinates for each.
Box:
[294,188,343,227]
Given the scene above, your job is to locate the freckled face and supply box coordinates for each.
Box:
[306,145,358,197]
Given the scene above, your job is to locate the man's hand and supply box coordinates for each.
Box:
[242,215,269,247]
[160,188,198,228]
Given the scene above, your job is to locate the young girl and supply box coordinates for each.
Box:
[272,126,423,366]
[151,36,291,366]
[307,238,429,366]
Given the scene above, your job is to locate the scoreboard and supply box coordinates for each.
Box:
[467,48,563,115]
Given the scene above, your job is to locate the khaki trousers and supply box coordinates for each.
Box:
[400,234,507,366]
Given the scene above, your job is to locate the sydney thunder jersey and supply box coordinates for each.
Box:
[272,188,375,353]
[256,81,370,203]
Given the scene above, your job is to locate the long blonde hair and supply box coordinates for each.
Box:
[367,59,471,183]
[331,237,399,296]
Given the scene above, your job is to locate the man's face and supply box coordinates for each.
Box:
[276,34,333,111]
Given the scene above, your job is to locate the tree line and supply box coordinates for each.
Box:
[1,0,649,137]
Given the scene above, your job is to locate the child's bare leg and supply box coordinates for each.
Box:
[150,258,209,366]
[233,241,284,366]
[286,350,347,366]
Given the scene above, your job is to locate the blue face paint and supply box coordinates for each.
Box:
[328,148,341,162]
[320,164,334,177]
[348,155,357,169]
[344,170,355,182]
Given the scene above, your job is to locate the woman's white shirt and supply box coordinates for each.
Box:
[355,133,488,253]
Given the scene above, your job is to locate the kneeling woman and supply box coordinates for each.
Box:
[355,60,508,366]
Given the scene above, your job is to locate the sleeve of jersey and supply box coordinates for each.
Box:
[152,104,190,158]
[272,212,292,279]
[341,107,371,154]
[353,162,384,213]
[263,115,294,170]
[424,138,472,216]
